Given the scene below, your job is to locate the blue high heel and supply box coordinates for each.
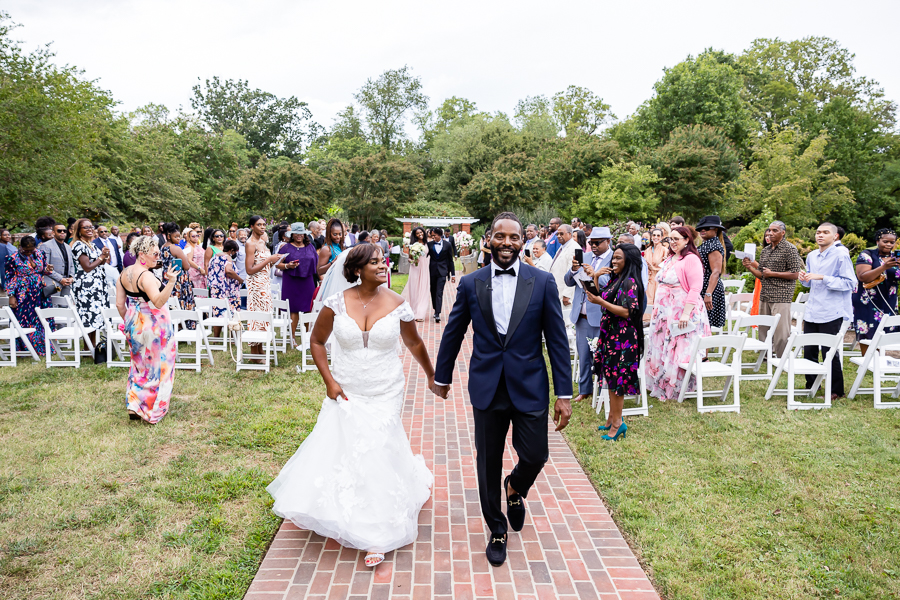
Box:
[601,422,627,441]
[598,419,625,432]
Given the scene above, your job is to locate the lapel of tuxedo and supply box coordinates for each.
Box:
[504,265,536,348]
[474,268,502,347]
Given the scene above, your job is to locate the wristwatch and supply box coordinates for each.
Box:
[704,293,712,297]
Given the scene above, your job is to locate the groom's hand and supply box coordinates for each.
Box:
[553,397,572,431]
[430,380,450,399]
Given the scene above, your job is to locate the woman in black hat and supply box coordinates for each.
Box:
[696,216,727,329]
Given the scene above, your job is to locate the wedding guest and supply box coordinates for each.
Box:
[799,223,856,399]
[357,231,370,244]
[122,233,139,268]
[208,239,243,338]
[1,228,17,254]
[523,224,539,254]
[616,233,649,292]
[526,240,552,272]
[627,221,642,248]
[280,223,318,337]
[646,226,711,401]
[852,228,899,355]
[204,229,226,272]
[183,227,206,289]
[71,218,111,347]
[317,219,345,276]
[401,227,432,321]
[115,236,177,424]
[696,216,728,329]
[40,223,76,296]
[549,224,579,307]
[478,229,492,266]
[565,227,613,403]
[141,225,154,238]
[586,243,646,440]
[742,221,803,357]
[155,222,166,248]
[0,236,12,299]
[245,216,284,360]
[227,222,239,241]
[308,220,324,250]
[574,229,588,253]
[94,225,123,274]
[669,215,686,230]
[645,227,668,305]
[159,223,199,328]
[545,217,562,258]
[6,236,54,355]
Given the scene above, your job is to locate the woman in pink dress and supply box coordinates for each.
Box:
[183,227,207,289]
[645,226,711,401]
[400,227,432,321]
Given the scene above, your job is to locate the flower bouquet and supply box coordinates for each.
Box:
[454,231,474,255]
[402,232,411,247]
[408,242,427,266]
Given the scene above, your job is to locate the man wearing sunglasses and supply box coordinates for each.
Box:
[39,224,76,295]
[565,227,613,403]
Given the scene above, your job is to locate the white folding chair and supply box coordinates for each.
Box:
[0,307,40,366]
[234,311,275,372]
[296,310,321,370]
[789,301,806,335]
[54,294,97,358]
[730,314,782,379]
[102,307,129,368]
[193,287,209,298]
[195,298,230,352]
[847,315,900,408]
[36,307,83,367]
[764,321,850,410]
[795,292,809,304]
[721,279,745,295]
[272,298,292,352]
[593,334,650,418]
[726,293,754,332]
[677,334,747,413]
[169,309,214,372]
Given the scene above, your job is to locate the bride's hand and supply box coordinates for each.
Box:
[326,381,346,401]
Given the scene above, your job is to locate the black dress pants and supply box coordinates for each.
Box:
[803,317,845,396]
[472,373,549,535]
[430,272,447,316]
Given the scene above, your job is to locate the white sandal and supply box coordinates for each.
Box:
[364,552,385,568]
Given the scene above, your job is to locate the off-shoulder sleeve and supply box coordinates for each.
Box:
[323,291,345,315]
[396,301,416,322]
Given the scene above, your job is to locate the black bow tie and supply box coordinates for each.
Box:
[495,268,516,277]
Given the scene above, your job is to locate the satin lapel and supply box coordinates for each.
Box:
[504,269,536,349]
[474,271,502,347]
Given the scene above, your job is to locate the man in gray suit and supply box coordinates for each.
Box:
[40,223,76,295]
[564,227,613,403]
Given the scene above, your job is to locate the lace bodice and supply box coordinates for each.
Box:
[324,292,415,401]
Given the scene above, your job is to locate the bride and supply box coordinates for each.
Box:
[267,243,435,568]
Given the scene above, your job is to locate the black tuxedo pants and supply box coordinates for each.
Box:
[473,373,549,535]
[430,272,447,316]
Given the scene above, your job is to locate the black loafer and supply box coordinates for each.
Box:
[486,533,507,566]
[505,475,526,532]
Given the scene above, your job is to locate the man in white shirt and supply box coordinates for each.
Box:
[548,224,579,306]
[523,224,538,254]
[523,240,552,272]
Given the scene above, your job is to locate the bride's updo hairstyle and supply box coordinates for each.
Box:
[343,243,383,283]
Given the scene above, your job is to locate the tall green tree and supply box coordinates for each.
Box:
[191,76,317,159]
[333,151,423,230]
[723,127,854,227]
[354,66,428,151]
[227,156,331,223]
[551,85,614,136]
[461,153,549,218]
[572,161,660,224]
[0,11,114,226]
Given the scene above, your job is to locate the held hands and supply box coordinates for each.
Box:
[553,397,572,431]
[429,377,449,399]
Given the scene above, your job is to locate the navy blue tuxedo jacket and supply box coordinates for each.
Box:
[434,262,573,412]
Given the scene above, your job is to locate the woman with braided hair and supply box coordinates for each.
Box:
[852,228,900,354]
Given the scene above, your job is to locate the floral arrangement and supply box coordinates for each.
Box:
[408,242,427,266]
[453,231,474,249]
[402,232,411,247]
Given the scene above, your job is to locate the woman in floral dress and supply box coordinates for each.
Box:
[208,240,243,337]
[646,226,711,401]
[183,227,207,290]
[6,236,54,355]
[71,219,111,347]
[585,244,646,441]
[852,228,900,354]
[159,223,197,329]
[115,236,178,424]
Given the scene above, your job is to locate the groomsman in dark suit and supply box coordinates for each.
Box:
[428,227,455,322]
[94,225,123,273]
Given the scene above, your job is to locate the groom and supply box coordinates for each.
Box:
[431,212,573,567]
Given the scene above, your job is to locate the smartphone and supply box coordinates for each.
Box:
[892,250,900,259]
[583,279,601,296]
[172,258,182,272]
[524,249,532,258]
[574,248,584,265]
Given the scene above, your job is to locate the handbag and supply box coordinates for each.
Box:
[42,283,60,299]
[93,341,107,364]
[863,274,886,290]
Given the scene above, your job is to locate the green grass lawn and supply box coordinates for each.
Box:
[564,368,900,600]
[0,348,322,600]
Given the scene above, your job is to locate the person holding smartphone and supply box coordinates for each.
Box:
[548,224,580,307]
[159,222,198,329]
[852,228,899,356]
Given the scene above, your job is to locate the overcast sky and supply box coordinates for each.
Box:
[6,0,899,134]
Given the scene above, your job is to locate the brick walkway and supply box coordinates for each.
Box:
[246,285,659,600]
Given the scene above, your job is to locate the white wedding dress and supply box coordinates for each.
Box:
[267,292,433,552]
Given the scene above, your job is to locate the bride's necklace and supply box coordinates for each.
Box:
[357,286,379,309]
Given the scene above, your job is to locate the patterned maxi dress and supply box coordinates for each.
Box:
[852,249,899,340]
[208,253,241,318]
[646,257,712,401]
[71,241,110,331]
[187,244,206,290]
[5,250,53,355]
[698,237,727,328]
[160,245,196,329]
[247,242,273,332]
[592,276,643,396]
[124,277,176,424]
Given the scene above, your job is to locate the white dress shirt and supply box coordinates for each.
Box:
[98,236,119,267]
[491,259,520,335]
[235,242,247,279]
[433,240,443,254]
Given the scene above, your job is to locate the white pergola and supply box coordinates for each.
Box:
[395,217,480,228]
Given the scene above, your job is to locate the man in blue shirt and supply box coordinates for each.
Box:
[544,218,562,258]
[799,222,856,399]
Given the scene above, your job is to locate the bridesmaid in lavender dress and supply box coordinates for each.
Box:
[401,227,432,321]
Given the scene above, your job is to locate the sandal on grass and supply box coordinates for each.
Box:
[364,552,385,568]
